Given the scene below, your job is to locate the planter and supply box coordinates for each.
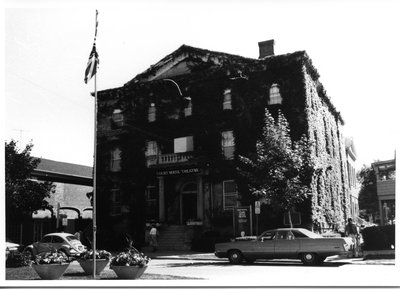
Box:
[32,263,70,280]
[111,265,147,279]
[78,259,109,275]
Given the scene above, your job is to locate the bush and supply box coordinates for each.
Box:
[6,252,31,268]
[191,231,230,252]
[361,225,395,250]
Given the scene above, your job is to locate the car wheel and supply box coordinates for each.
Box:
[228,250,243,265]
[301,252,318,265]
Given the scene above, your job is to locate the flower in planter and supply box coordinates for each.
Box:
[33,251,70,265]
[110,246,150,267]
[78,249,112,261]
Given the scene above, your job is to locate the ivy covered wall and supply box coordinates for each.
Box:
[303,70,350,230]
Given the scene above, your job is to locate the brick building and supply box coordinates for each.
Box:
[95,40,352,248]
[345,137,359,223]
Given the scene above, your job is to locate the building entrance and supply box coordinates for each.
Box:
[181,191,197,224]
[181,182,198,223]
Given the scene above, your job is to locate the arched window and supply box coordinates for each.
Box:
[268,84,282,105]
[110,148,121,172]
[184,99,192,117]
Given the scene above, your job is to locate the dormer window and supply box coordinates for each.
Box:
[148,103,156,122]
[112,109,124,126]
[223,89,232,110]
[268,84,282,105]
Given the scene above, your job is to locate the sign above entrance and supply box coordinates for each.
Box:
[156,167,200,176]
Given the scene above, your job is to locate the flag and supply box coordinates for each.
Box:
[84,10,99,84]
[84,43,99,84]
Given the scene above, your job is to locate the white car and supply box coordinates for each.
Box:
[215,228,353,265]
[24,232,86,259]
[6,240,23,260]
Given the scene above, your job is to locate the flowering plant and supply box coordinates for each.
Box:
[110,246,150,267]
[78,249,112,261]
[33,251,70,265]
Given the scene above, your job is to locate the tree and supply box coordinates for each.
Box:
[357,165,379,222]
[238,109,314,227]
[5,140,55,219]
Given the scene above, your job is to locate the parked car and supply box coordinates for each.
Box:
[24,232,87,259]
[6,239,23,260]
[215,228,353,265]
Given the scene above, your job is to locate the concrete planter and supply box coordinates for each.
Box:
[32,263,70,280]
[111,265,147,279]
[78,259,109,275]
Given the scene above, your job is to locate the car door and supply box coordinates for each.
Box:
[249,231,276,259]
[35,235,53,254]
[274,230,300,258]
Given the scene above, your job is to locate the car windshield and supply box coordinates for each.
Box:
[66,235,78,241]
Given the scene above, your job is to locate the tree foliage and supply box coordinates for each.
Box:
[357,165,379,220]
[238,109,314,227]
[5,140,55,218]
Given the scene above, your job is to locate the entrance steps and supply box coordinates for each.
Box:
[157,225,190,250]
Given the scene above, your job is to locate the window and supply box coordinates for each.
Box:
[112,109,124,126]
[221,130,235,159]
[52,236,64,243]
[41,236,52,243]
[110,148,121,172]
[148,103,156,122]
[184,99,192,117]
[314,131,319,157]
[145,186,158,220]
[110,189,122,216]
[174,136,193,153]
[145,141,158,156]
[268,84,282,105]
[223,89,232,110]
[223,180,238,210]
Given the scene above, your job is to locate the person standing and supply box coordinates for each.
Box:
[149,224,158,252]
[345,218,360,257]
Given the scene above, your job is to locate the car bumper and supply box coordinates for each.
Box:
[215,252,228,258]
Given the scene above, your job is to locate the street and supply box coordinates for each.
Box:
[143,255,398,286]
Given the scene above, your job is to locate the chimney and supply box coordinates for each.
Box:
[258,39,275,58]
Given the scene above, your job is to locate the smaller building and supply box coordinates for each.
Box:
[371,158,396,225]
[345,138,359,222]
[31,158,93,220]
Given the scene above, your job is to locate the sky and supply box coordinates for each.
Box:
[2,0,400,171]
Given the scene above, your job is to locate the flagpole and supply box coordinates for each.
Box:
[92,71,98,279]
[92,10,99,280]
